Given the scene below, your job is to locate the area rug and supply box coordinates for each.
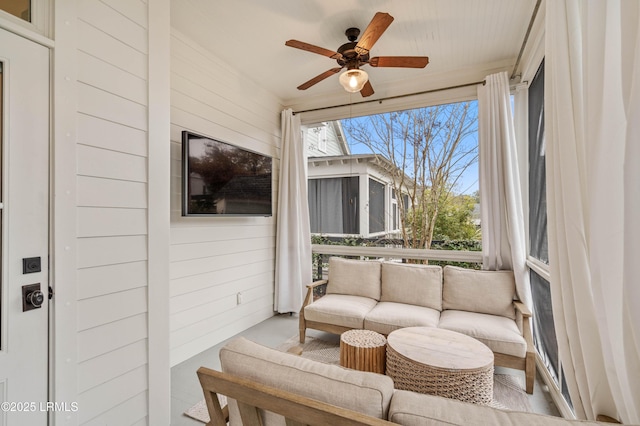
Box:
[184,334,531,423]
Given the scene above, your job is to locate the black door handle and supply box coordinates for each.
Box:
[22,283,44,311]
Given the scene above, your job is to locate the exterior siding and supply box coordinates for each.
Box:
[169,30,282,366]
[74,0,150,423]
[305,122,348,157]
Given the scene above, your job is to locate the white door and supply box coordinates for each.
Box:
[0,28,50,425]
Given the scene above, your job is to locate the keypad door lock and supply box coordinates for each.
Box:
[22,283,44,312]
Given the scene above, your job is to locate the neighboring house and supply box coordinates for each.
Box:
[305,121,406,239]
[307,153,404,239]
[305,122,406,239]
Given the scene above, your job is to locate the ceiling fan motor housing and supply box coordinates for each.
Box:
[337,38,369,68]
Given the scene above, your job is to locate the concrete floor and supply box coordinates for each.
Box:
[170,313,560,425]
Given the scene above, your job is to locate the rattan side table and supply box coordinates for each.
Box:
[339,329,387,374]
[386,327,494,405]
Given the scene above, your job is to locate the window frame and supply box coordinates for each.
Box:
[524,59,574,416]
[0,0,50,38]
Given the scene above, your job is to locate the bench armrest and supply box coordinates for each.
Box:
[197,367,393,426]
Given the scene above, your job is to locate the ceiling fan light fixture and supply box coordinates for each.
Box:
[339,69,368,93]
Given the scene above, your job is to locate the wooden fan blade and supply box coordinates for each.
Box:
[369,56,429,68]
[360,80,374,97]
[285,40,342,60]
[355,12,394,55]
[297,67,343,90]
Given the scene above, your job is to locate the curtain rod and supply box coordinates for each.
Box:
[292,80,484,115]
[510,0,542,79]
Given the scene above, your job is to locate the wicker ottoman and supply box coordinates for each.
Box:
[339,329,387,374]
[386,327,494,405]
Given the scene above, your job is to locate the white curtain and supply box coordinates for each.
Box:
[478,72,532,308]
[546,0,640,421]
[274,109,312,313]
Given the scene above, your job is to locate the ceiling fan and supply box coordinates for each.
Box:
[285,12,429,97]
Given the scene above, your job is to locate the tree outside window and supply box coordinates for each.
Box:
[343,101,479,249]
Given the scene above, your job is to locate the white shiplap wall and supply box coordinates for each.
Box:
[74,0,150,424]
[169,30,282,366]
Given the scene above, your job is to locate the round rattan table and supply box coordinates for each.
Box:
[386,327,494,405]
[340,329,387,374]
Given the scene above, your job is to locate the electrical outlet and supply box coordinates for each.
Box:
[237,292,243,305]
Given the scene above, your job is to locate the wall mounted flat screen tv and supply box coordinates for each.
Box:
[182,131,272,216]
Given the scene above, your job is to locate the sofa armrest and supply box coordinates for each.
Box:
[514,301,532,318]
[307,279,328,290]
[513,302,534,347]
[300,280,328,313]
[514,300,536,394]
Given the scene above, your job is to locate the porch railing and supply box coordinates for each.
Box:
[311,244,483,280]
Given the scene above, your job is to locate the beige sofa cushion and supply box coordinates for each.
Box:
[304,294,377,329]
[220,337,395,425]
[364,302,440,335]
[326,257,381,300]
[438,310,526,358]
[389,390,606,426]
[380,262,442,310]
[443,266,516,320]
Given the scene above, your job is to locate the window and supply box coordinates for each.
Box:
[527,60,571,408]
[341,102,479,248]
[308,177,359,234]
[310,100,479,247]
[0,0,30,22]
[530,269,558,380]
[368,178,385,234]
[390,188,400,231]
[529,61,548,264]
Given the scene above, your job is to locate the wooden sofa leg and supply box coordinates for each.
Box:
[299,315,306,344]
[525,352,535,394]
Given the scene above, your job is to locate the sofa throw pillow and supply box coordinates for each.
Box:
[442,265,516,320]
[380,262,443,311]
[326,257,381,300]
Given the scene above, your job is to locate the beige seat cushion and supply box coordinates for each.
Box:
[443,266,516,320]
[389,390,605,426]
[380,262,443,310]
[304,294,377,329]
[326,257,382,300]
[220,337,395,426]
[364,302,440,335]
[438,310,526,358]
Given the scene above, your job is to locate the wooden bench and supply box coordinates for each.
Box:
[197,367,394,426]
[197,365,622,426]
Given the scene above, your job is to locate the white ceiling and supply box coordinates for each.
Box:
[171,0,539,111]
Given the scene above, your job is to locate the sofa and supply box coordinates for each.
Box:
[197,337,626,425]
[299,257,536,393]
